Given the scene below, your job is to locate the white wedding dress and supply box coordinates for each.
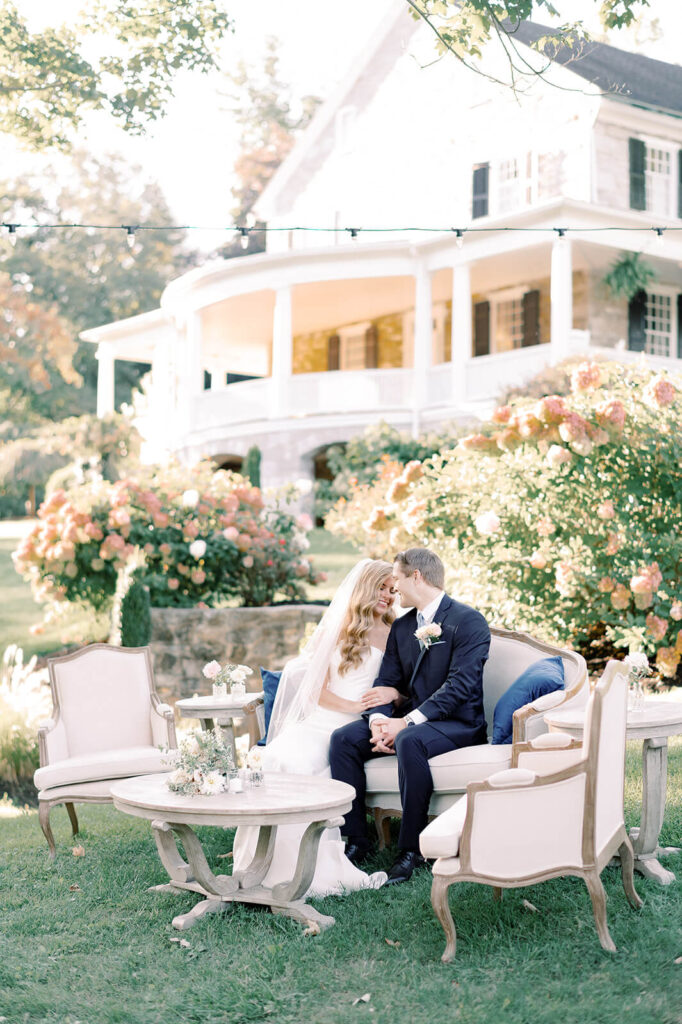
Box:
[232,645,387,896]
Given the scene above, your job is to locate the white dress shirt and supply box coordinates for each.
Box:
[370,590,445,728]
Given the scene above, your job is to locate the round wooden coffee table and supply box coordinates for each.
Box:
[111,773,354,932]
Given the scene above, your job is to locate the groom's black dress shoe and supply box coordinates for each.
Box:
[345,840,372,867]
[385,850,427,885]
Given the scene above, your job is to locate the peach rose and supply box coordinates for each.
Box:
[645,614,667,642]
[596,500,615,520]
[670,602,682,621]
[529,551,547,569]
[168,578,180,590]
[598,577,615,593]
[546,445,573,469]
[610,585,630,610]
[655,647,680,678]
[570,361,603,393]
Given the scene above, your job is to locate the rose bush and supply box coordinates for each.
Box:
[326,360,682,680]
[13,461,323,616]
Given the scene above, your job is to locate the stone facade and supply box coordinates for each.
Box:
[149,604,326,702]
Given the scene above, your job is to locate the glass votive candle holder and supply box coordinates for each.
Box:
[229,773,244,793]
[249,769,264,788]
[230,682,246,699]
[212,681,227,699]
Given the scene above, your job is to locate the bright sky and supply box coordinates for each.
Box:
[8,0,682,249]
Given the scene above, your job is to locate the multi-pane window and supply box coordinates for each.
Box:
[497,159,522,213]
[494,296,525,351]
[644,293,673,357]
[645,147,672,217]
[472,152,561,219]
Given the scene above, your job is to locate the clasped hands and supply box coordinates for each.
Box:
[359,685,406,754]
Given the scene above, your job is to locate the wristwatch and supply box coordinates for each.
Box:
[404,714,416,727]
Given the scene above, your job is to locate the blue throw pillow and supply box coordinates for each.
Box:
[256,667,282,746]
[492,656,565,745]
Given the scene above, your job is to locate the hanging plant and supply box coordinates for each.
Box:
[602,252,656,300]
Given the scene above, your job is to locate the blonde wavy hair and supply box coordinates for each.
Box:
[337,560,395,676]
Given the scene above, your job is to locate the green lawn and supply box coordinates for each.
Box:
[1,740,681,1024]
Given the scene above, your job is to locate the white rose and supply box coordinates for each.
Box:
[182,489,200,508]
[294,478,313,495]
[202,660,222,680]
[189,539,207,559]
[624,652,649,673]
[169,768,191,786]
[200,771,226,795]
[474,511,501,537]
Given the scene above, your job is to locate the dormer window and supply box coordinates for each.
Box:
[629,137,678,217]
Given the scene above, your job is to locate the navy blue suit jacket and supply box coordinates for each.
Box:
[369,595,490,738]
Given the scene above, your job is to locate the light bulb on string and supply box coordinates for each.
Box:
[554,227,568,243]
[453,228,464,250]
[4,223,18,247]
[239,228,249,250]
[125,226,136,250]
[654,227,665,248]
[348,228,359,240]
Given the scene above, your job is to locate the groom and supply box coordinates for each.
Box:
[329,547,491,884]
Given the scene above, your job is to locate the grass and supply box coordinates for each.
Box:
[1,740,681,1024]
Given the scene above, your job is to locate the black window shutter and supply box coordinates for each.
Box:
[522,289,540,348]
[472,164,489,219]
[629,138,646,211]
[327,333,340,370]
[677,294,682,358]
[203,369,212,390]
[628,290,647,352]
[473,301,490,356]
[678,150,682,219]
[364,323,378,368]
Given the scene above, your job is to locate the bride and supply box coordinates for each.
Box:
[232,558,402,896]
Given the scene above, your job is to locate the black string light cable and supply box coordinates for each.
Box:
[1,221,681,251]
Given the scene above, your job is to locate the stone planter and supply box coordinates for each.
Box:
[149,604,326,702]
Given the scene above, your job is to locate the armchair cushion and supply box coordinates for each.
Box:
[34,745,175,791]
[256,668,282,746]
[492,656,565,744]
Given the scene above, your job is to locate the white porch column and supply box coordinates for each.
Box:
[550,236,573,363]
[412,263,432,437]
[96,342,115,418]
[184,311,204,398]
[270,286,293,418]
[451,261,472,404]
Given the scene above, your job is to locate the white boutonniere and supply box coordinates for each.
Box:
[414,622,444,650]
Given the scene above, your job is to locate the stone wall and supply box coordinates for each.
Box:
[149,605,326,702]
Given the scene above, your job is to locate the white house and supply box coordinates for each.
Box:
[82,10,682,489]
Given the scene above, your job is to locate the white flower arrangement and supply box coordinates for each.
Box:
[414,622,443,649]
[165,728,235,796]
[202,660,253,691]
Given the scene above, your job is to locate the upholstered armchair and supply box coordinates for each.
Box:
[420,661,642,961]
[34,644,177,857]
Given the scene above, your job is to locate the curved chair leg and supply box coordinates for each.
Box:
[65,803,79,836]
[39,801,57,859]
[492,886,502,902]
[373,809,393,850]
[584,871,616,952]
[619,838,643,910]
[431,875,457,963]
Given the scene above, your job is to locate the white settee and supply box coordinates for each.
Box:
[365,626,589,843]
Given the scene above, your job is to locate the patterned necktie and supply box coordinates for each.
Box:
[417,610,425,630]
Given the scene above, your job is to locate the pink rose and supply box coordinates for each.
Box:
[598,577,615,593]
[242,555,254,568]
[645,377,676,408]
[474,511,501,537]
[605,533,620,556]
[529,551,547,569]
[534,395,568,424]
[597,500,615,521]
[223,526,239,542]
[570,362,603,393]
[645,614,667,642]
[159,543,172,556]
[536,517,556,537]
[167,578,180,590]
[190,568,206,585]
[546,445,573,469]
[491,405,512,424]
[596,399,626,433]
[670,602,682,621]
[296,513,314,532]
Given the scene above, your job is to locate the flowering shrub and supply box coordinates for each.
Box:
[327,360,682,679]
[13,461,323,616]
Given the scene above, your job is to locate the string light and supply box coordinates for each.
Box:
[654,227,665,247]
[2,223,19,247]
[239,227,249,250]
[1,221,682,241]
